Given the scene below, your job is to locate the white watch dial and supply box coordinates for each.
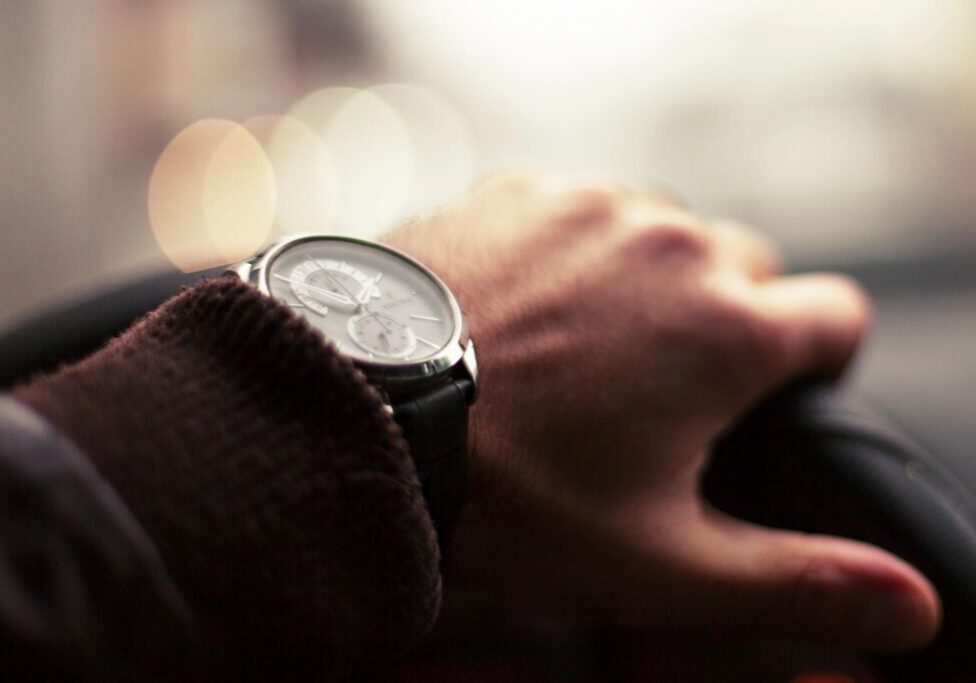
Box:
[348,312,417,358]
[265,237,458,366]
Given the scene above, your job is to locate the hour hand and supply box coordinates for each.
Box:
[272,274,352,306]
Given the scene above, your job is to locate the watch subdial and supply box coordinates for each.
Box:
[291,268,361,314]
[348,312,416,359]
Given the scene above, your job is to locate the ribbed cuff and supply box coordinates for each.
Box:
[15,277,441,677]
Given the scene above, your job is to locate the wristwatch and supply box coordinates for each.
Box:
[227,234,478,549]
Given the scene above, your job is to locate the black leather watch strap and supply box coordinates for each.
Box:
[392,377,474,552]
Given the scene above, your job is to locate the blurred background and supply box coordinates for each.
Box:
[4,0,976,315]
[1,3,975,471]
[4,0,975,485]
[2,1,976,679]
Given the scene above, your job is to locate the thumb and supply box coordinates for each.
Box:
[685,506,941,653]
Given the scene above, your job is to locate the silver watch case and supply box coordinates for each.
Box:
[227,234,477,398]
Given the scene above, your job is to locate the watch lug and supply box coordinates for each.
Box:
[460,341,478,403]
[226,260,253,282]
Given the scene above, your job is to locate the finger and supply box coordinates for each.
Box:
[677,507,941,653]
[709,218,782,281]
[755,273,870,382]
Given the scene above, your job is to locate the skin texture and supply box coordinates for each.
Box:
[384,172,941,654]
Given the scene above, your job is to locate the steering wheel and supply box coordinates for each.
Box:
[707,385,976,680]
[1,269,974,680]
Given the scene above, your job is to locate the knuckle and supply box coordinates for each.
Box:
[569,184,621,208]
[622,222,711,262]
[550,185,622,235]
[712,218,784,275]
[474,169,548,195]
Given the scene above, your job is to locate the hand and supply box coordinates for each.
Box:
[384,173,940,653]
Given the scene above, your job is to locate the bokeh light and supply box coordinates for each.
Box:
[243,115,337,239]
[287,87,415,238]
[148,119,275,272]
[147,83,473,272]
[367,84,475,217]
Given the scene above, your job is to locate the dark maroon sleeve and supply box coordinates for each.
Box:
[0,395,196,681]
[14,277,442,679]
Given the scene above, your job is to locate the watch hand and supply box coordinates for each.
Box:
[356,274,382,304]
[272,274,352,305]
[310,261,395,333]
[310,260,366,308]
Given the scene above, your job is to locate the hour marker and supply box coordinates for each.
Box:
[374,273,384,283]
[410,314,442,322]
[416,336,439,349]
[287,302,305,308]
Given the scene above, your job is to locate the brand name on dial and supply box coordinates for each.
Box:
[383,297,412,311]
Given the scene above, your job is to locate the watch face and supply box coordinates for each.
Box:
[262,236,461,367]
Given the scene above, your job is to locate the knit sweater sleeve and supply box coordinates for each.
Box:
[13,276,442,679]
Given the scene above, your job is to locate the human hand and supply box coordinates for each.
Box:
[384,173,940,653]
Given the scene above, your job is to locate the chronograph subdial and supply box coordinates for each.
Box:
[348,312,417,359]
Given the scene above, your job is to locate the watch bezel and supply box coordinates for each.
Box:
[247,234,470,386]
